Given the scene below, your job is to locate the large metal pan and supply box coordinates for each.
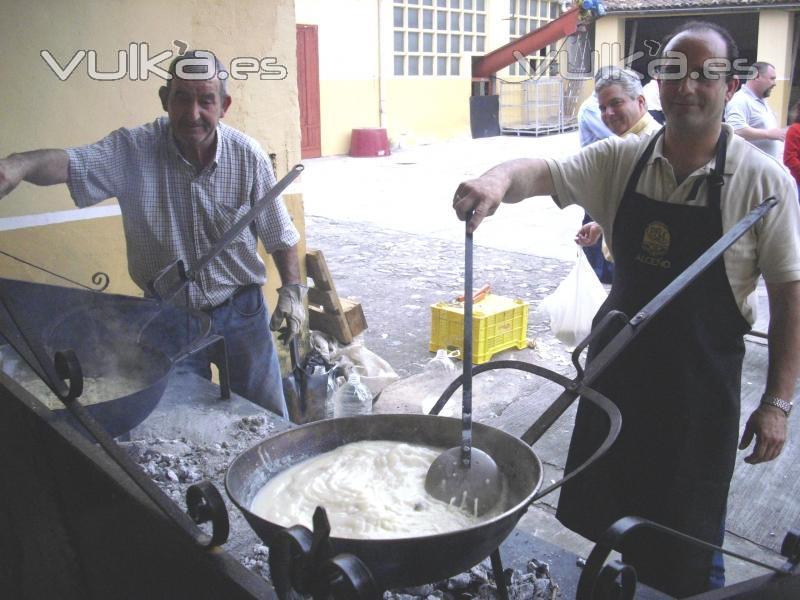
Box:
[225,413,543,589]
[0,278,226,438]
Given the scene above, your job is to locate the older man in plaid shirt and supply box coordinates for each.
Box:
[0,51,303,417]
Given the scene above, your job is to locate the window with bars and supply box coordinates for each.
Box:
[393,0,487,76]
[508,0,560,76]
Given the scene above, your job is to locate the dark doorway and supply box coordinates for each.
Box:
[623,13,759,84]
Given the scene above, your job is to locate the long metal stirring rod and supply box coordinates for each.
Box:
[461,217,474,467]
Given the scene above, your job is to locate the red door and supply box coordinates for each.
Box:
[296,24,321,159]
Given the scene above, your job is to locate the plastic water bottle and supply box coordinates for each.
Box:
[332,373,373,418]
[422,349,458,415]
[425,349,457,376]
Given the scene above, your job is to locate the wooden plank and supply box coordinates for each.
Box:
[308,287,341,313]
[341,298,368,339]
[306,249,353,343]
[305,250,336,293]
[308,305,352,345]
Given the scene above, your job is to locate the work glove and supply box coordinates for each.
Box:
[269,284,307,344]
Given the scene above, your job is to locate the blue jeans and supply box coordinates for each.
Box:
[709,513,727,589]
[581,212,614,284]
[177,285,287,418]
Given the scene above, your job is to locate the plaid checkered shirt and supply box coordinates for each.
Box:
[66,117,299,309]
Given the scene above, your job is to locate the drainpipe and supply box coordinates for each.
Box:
[377,0,387,129]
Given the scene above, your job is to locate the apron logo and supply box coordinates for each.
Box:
[636,221,672,269]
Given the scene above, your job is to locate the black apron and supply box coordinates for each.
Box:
[556,129,749,597]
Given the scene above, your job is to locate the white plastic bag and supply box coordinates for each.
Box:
[309,331,399,398]
[539,250,608,349]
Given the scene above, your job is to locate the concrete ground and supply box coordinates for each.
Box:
[298,131,791,592]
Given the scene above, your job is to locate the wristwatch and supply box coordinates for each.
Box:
[761,394,793,417]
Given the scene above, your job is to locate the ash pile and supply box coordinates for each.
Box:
[121,413,275,570]
[385,558,558,600]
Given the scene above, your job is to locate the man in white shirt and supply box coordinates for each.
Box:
[725,61,786,159]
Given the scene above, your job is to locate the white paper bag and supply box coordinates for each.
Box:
[540,250,608,349]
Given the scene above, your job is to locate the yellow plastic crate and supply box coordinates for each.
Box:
[429,293,529,364]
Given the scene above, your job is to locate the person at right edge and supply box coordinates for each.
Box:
[783,99,800,194]
[452,22,800,597]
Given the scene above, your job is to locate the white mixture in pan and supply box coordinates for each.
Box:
[251,440,502,539]
[19,376,140,409]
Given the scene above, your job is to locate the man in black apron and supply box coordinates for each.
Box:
[453,22,800,597]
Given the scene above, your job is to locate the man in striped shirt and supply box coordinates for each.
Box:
[0,51,303,417]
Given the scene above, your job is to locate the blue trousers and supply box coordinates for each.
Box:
[709,514,727,589]
[177,285,287,418]
[581,212,614,284]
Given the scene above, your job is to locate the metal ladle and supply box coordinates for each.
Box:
[425,216,502,516]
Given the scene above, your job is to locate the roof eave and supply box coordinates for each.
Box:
[604,3,800,16]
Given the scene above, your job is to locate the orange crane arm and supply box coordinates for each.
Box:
[472,2,605,79]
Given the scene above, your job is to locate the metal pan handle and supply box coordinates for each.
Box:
[150,164,305,304]
[426,359,623,504]
[49,349,230,549]
[576,516,794,599]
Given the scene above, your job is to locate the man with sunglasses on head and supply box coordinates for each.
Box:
[452,22,800,597]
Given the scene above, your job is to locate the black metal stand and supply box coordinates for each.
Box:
[269,507,379,599]
[490,548,510,600]
[576,517,800,599]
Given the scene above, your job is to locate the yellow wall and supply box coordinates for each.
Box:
[0,0,302,308]
[385,77,472,146]
[758,9,795,125]
[319,79,380,157]
[594,15,627,70]
[296,0,474,155]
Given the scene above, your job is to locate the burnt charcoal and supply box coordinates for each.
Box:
[511,582,536,599]
[400,584,436,595]
[385,556,558,600]
[527,558,550,579]
[446,572,472,590]
[469,558,492,582]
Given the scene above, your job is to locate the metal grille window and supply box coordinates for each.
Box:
[393,0,487,76]
[508,0,560,76]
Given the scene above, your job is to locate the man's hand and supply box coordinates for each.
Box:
[0,156,25,199]
[575,222,603,247]
[452,158,555,234]
[768,127,787,142]
[452,174,508,234]
[0,150,69,199]
[269,284,307,344]
[738,404,787,464]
